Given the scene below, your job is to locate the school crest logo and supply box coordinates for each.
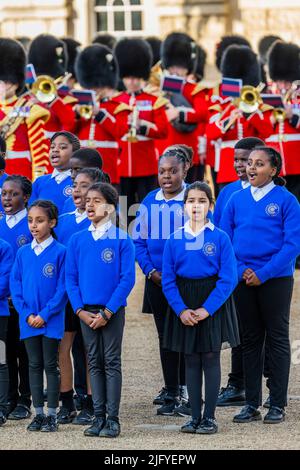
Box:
[63,185,73,197]
[101,248,115,264]
[17,234,29,247]
[265,203,280,217]
[43,263,55,278]
[176,207,184,217]
[203,242,216,256]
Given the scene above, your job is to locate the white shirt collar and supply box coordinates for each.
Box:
[155,184,186,202]
[88,221,112,241]
[250,181,275,202]
[51,168,71,184]
[6,208,27,228]
[241,180,250,189]
[73,209,88,224]
[31,235,54,256]
[184,220,215,237]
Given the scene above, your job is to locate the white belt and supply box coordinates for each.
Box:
[211,139,237,172]
[266,134,300,143]
[44,130,56,139]
[80,140,118,148]
[6,150,31,162]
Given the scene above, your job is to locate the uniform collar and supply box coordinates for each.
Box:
[51,168,71,184]
[184,220,215,237]
[6,208,27,228]
[88,221,112,241]
[73,209,88,224]
[31,235,54,256]
[250,181,275,201]
[241,180,250,189]
[155,184,186,202]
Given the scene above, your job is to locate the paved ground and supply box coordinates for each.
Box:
[0,268,299,450]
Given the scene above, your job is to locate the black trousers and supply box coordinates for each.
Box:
[120,175,158,227]
[24,336,60,409]
[80,309,125,418]
[72,328,87,397]
[0,317,9,413]
[234,277,293,409]
[285,175,300,202]
[7,304,31,407]
[145,279,185,397]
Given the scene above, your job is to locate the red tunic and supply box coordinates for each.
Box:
[114,91,168,178]
[265,118,300,176]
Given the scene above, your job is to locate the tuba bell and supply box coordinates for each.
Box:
[31,75,57,103]
[238,85,262,113]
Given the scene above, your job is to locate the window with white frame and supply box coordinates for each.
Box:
[94,0,144,35]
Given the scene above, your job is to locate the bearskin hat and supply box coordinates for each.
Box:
[194,45,207,80]
[28,34,67,79]
[75,44,118,89]
[221,45,261,87]
[258,35,282,64]
[0,38,26,90]
[61,37,81,79]
[146,36,162,66]
[92,34,116,51]
[216,35,251,70]
[268,41,300,82]
[115,38,152,80]
[161,32,197,74]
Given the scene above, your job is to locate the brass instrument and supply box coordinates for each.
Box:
[237,85,263,114]
[272,81,300,123]
[273,107,286,123]
[79,105,93,120]
[127,105,139,143]
[31,75,57,103]
[148,60,163,89]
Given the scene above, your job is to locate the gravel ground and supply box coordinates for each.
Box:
[0,268,299,450]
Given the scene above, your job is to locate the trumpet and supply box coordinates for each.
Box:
[127,106,139,143]
[79,105,93,120]
[237,85,263,114]
[31,75,57,103]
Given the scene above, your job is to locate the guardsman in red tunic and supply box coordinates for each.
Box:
[206,45,274,189]
[0,38,50,180]
[75,44,130,186]
[114,38,168,208]
[266,40,300,201]
[27,34,76,140]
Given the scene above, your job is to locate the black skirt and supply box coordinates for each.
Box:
[142,277,169,315]
[163,276,240,354]
[64,301,80,333]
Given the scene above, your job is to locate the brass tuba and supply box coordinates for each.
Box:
[31,75,57,103]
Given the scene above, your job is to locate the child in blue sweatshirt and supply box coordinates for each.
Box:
[66,182,135,438]
[0,175,33,420]
[30,131,80,214]
[56,168,109,425]
[133,145,192,416]
[0,239,14,426]
[220,146,300,425]
[10,200,68,433]
[162,182,239,435]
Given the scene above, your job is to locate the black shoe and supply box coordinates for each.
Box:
[84,417,106,437]
[57,407,77,424]
[157,398,180,416]
[153,387,168,405]
[217,385,246,407]
[99,418,120,438]
[74,394,85,411]
[179,385,189,402]
[40,415,58,432]
[180,418,201,434]
[72,408,94,425]
[27,414,45,431]
[263,406,285,424]
[0,411,7,426]
[263,395,270,409]
[196,417,218,434]
[8,404,32,420]
[174,400,192,417]
[233,405,262,423]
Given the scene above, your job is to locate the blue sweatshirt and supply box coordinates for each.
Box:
[214,180,246,227]
[61,196,75,215]
[0,239,14,317]
[133,187,186,276]
[10,239,68,340]
[220,185,300,282]
[162,223,237,317]
[66,224,135,314]
[0,214,32,259]
[55,211,90,246]
[0,173,8,219]
[30,174,73,214]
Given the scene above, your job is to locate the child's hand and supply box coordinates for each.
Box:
[89,314,107,330]
[31,315,45,328]
[78,310,97,327]
[246,271,262,287]
[243,268,254,281]
[27,315,36,327]
[193,308,210,321]
[150,271,162,286]
[180,309,199,326]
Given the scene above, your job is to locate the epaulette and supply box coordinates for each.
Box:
[26,104,50,125]
[62,95,78,106]
[113,103,132,114]
[208,104,223,113]
[191,81,215,96]
[153,95,169,110]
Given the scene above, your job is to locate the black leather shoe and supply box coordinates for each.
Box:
[180,418,201,433]
[27,414,45,431]
[153,387,168,405]
[157,397,180,416]
[174,400,192,417]
[0,411,7,426]
[263,406,285,424]
[8,404,32,420]
[217,385,246,407]
[233,405,262,423]
[84,417,106,437]
[99,418,120,438]
[263,395,270,409]
[57,407,77,424]
[72,408,94,425]
[40,415,58,432]
[196,417,218,434]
